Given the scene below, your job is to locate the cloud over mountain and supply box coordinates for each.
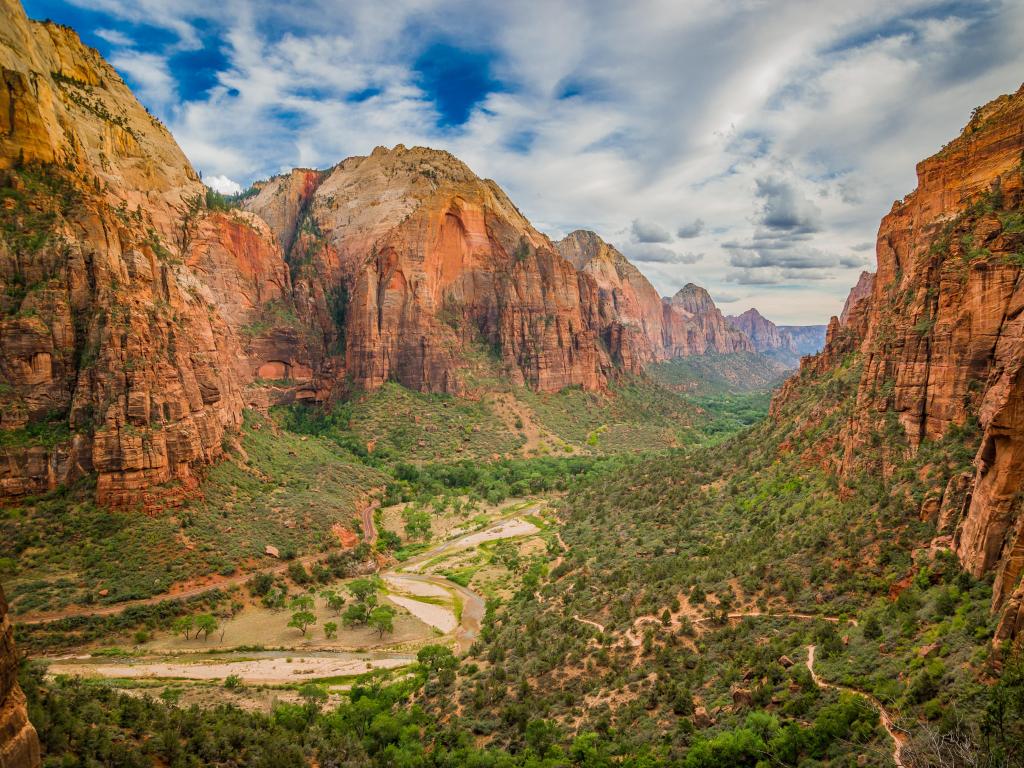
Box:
[27,0,1024,323]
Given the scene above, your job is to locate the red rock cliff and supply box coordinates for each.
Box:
[728,308,797,354]
[0,584,39,768]
[248,148,625,394]
[662,284,754,357]
[0,0,300,506]
[773,83,1024,644]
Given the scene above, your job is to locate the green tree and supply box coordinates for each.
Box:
[288,610,317,636]
[172,615,194,640]
[402,506,431,540]
[194,614,218,642]
[342,603,369,627]
[368,605,395,639]
[290,594,315,611]
[417,644,457,683]
[347,577,378,605]
[323,621,338,639]
[321,589,345,614]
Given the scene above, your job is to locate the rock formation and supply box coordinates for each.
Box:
[0,0,302,505]
[0,584,39,768]
[728,308,797,355]
[837,271,874,327]
[555,229,666,369]
[773,83,1024,644]
[555,231,763,362]
[0,0,811,509]
[663,284,754,357]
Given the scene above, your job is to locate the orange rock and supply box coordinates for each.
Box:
[772,83,1024,645]
[0,583,40,768]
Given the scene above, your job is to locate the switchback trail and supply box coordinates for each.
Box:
[806,644,906,768]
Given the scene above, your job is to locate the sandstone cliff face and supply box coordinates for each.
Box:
[0,585,39,768]
[554,230,766,366]
[555,229,665,369]
[0,1,302,505]
[728,308,797,354]
[773,84,1024,644]
[663,284,754,357]
[246,148,625,395]
[838,272,875,327]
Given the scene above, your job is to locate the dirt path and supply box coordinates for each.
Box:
[21,496,385,627]
[361,498,378,547]
[618,609,857,648]
[806,644,906,767]
[573,615,605,633]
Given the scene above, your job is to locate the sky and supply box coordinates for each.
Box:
[23,0,1024,324]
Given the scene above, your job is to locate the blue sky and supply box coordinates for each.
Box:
[23,0,1024,324]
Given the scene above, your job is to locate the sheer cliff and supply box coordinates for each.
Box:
[773,83,1024,645]
[0,584,38,768]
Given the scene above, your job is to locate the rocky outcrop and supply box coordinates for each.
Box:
[663,284,754,357]
[0,0,305,505]
[838,272,875,327]
[245,149,627,395]
[728,308,797,355]
[773,83,1024,644]
[555,229,665,369]
[555,230,763,366]
[0,584,39,768]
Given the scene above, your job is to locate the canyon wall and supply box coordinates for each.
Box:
[728,308,797,355]
[0,1,303,505]
[773,84,1024,644]
[0,585,39,768]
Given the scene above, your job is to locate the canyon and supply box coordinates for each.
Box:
[0,0,811,510]
[2,0,1024,763]
[773,83,1024,645]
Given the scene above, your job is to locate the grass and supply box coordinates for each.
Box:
[3,410,385,613]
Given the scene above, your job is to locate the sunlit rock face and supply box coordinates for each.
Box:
[772,84,1024,645]
[0,0,302,506]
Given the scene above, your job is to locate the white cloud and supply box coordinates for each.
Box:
[77,0,1024,323]
[109,50,176,109]
[95,28,133,47]
[205,174,242,195]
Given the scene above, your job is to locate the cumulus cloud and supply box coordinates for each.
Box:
[630,219,673,243]
[109,50,176,109]
[205,174,243,195]
[95,28,134,47]
[754,177,822,234]
[626,243,703,264]
[712,291,742,303]
[61,0,1024,322]
[728,245,840,271]
[676,218,705,238]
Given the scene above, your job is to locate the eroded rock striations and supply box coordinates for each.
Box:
[0,0,301,505]
[0,0,772,508]
[554,231,757,365]
[0,584,39,768]
[773,84,1024,644]
[663,284,753,357]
